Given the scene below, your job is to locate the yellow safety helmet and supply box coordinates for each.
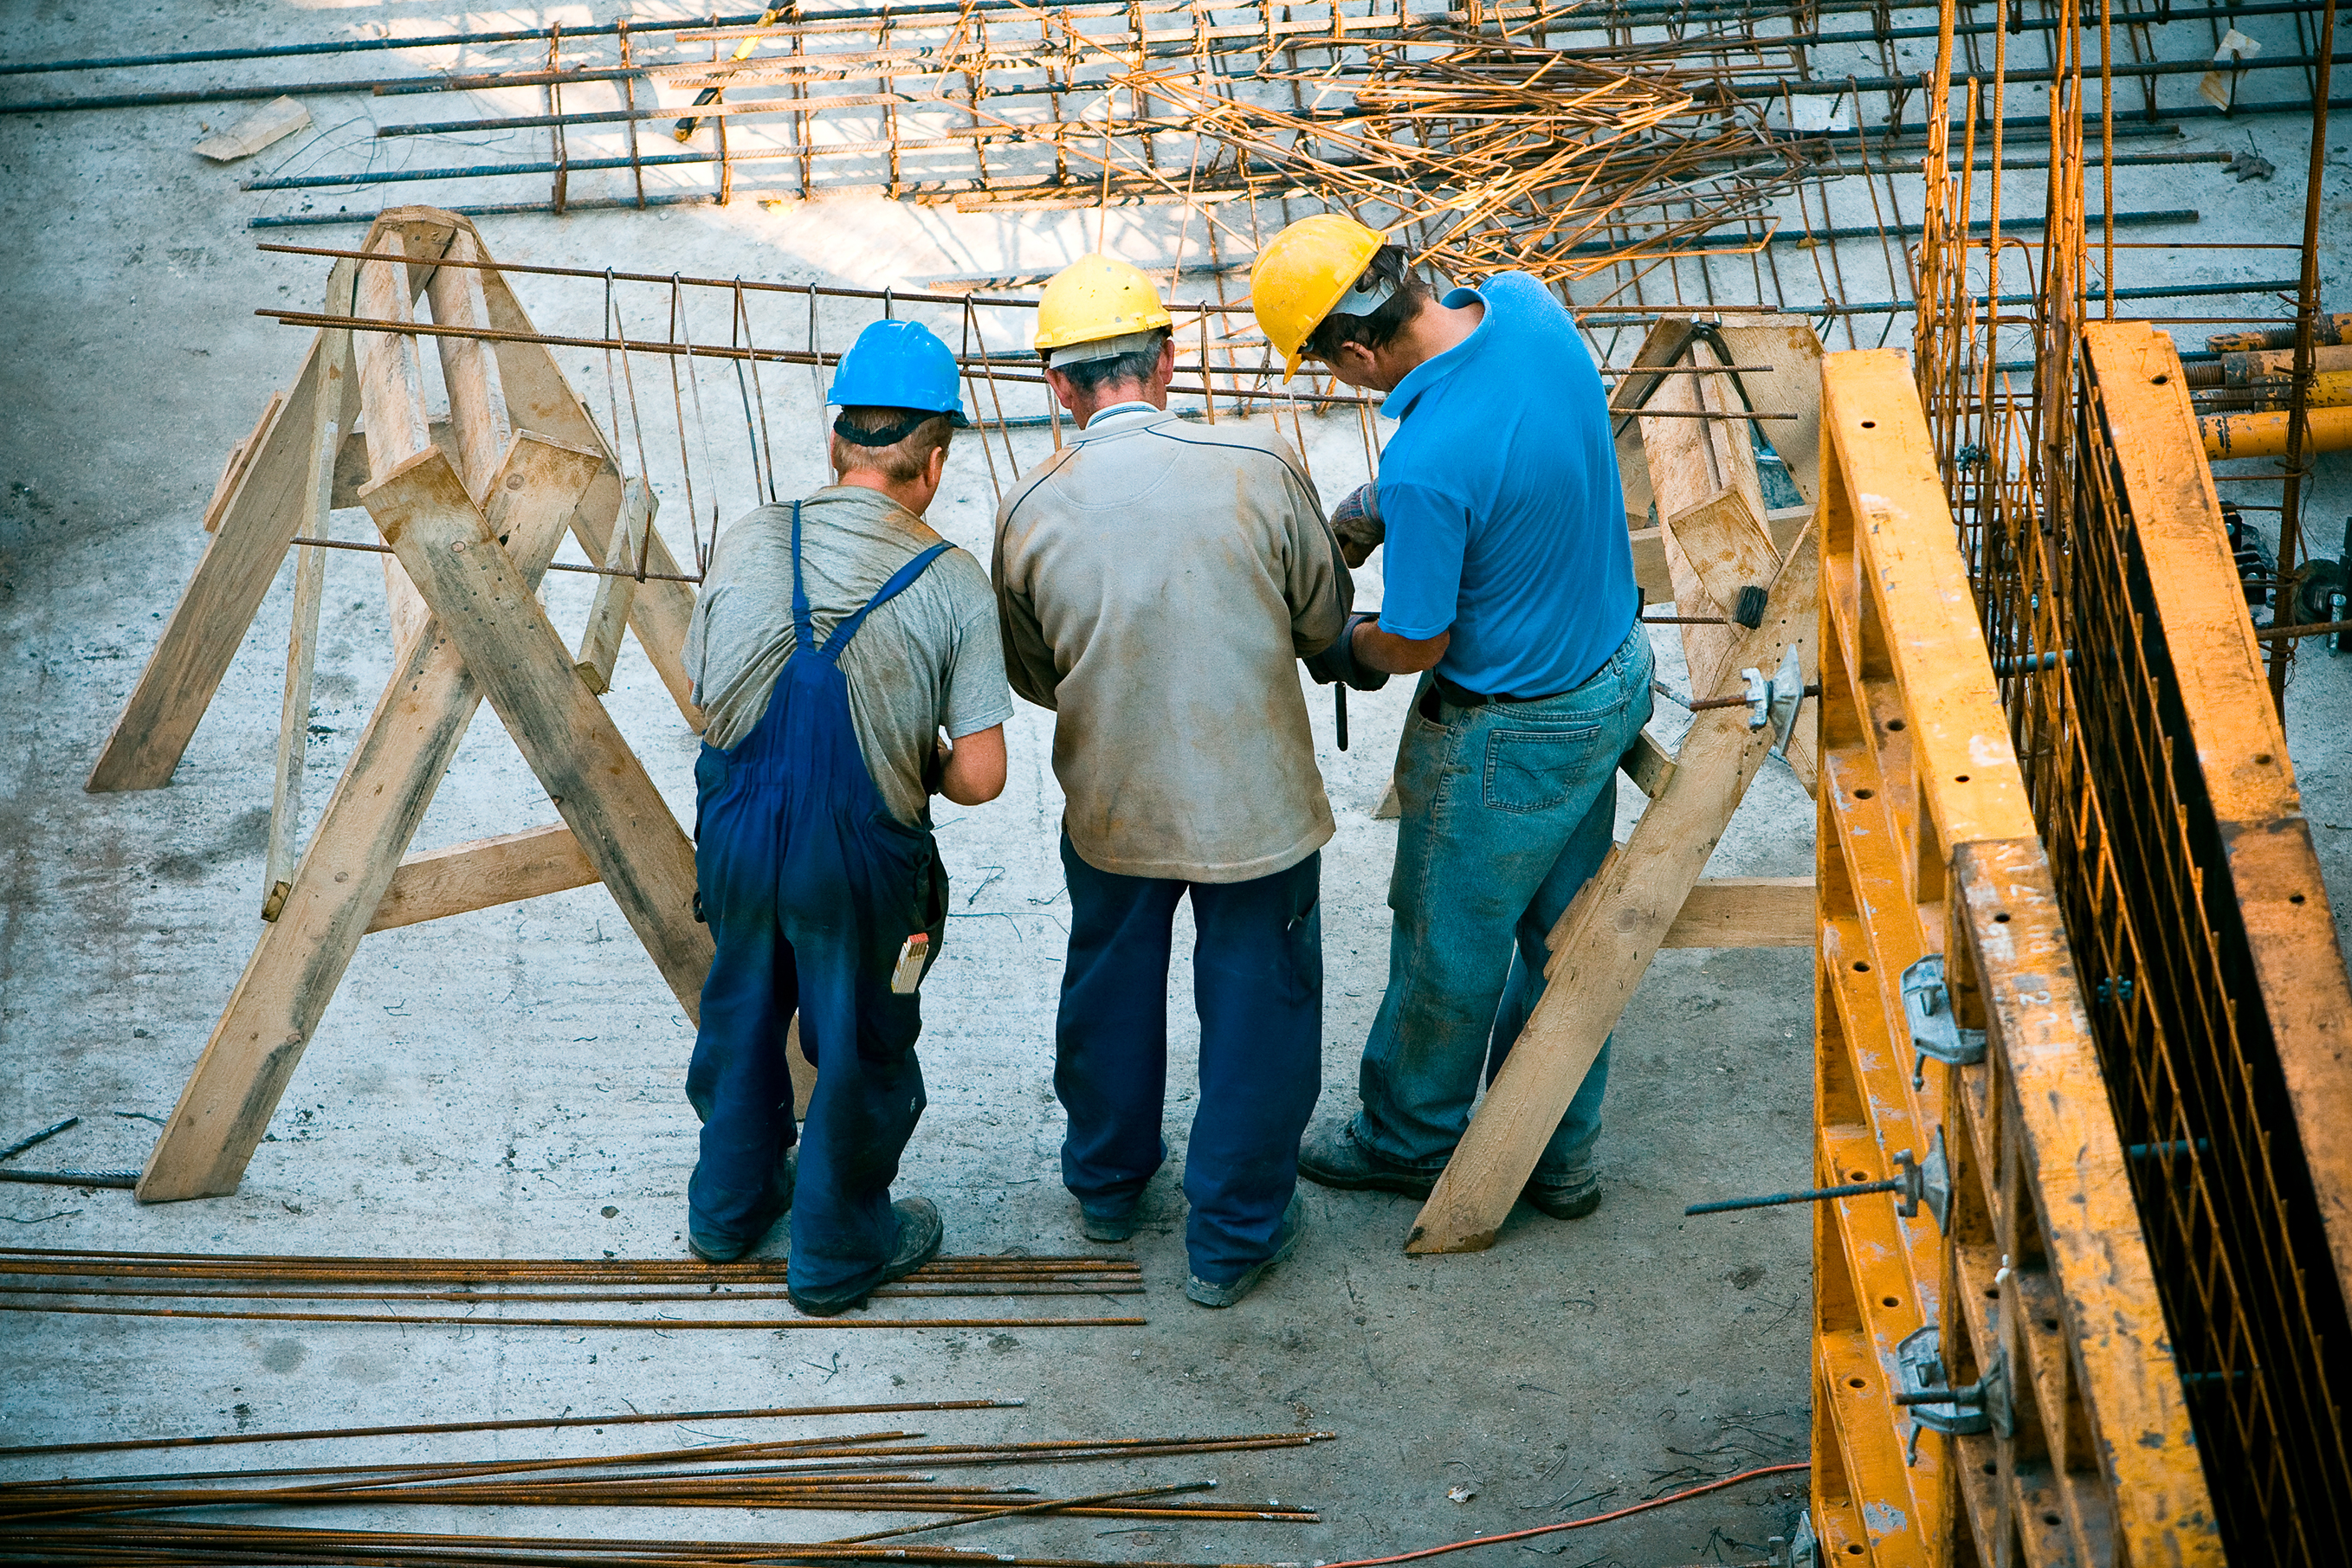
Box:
[1250,214,1388,382]
[1034,255,1174,366]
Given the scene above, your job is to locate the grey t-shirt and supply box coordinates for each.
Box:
[683,487,1012,827]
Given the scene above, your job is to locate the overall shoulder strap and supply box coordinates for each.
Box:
[819,542,954,661]
[789,501,814,652]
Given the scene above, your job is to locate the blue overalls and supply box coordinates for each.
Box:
[686,505,953,1300]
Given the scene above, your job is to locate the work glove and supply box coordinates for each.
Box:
[1330,483,1384,568]
[1304,610,1391,693]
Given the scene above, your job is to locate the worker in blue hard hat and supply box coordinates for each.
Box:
[681,317,1012,1315]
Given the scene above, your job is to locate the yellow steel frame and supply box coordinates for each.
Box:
[1811,351,2219,1566]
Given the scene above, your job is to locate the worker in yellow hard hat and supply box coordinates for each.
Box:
[1253,213,1651,1223]
[997,254,1355,1308]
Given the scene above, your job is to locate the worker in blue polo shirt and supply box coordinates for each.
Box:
[1252,214,1651,1222]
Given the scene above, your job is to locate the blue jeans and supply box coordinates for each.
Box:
[1352,623,1655,1181]
[1056,834,1323,1284]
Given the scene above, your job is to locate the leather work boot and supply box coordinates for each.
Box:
[1522,1170,1601,1221]
[1078,1197,1142,1243]
[1296,1124,1438,1199]
[788,1197,946,1317]
[686,1147,797,1263]
[1185,1195,1305,1308]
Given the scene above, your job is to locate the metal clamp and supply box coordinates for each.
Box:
[1895,1325,2015,1462]
[1739,643,1806,757]
[1684,1124,1951,1235]
[1904,953,1987,1088]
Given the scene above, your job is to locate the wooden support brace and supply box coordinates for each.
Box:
[261,368,344,924]
[356,232,435,658]
[423,229,514,502]
[137,435,604,1202]
[362,446,710,1015]
[1661,875,1812,948]
[368,823,598,933]
[1404,521,1819,1254]
[574,477,656,695]
[86,274,353,793]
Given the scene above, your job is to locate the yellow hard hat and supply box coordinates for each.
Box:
[1250,214,1387,382]
[1034,255,1173,363]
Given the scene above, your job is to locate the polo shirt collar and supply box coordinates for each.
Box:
[1380,283,1492,422]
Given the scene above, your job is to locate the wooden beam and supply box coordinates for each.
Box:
[575,478,656,695]
[87,331,333,791]
[1619,730,1676,800]
[1661,875,1813,947]
[368,823,598,933]
[363,446,711,1014]
[356,231,435,657]
[1632,507,1811,604]
[423,229,514,503]
[202,393,281,534]
[261,365,345,924]
[137,434,604,1202]
[1404,519,1818,1254]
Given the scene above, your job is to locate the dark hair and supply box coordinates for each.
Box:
[830,405,955,484]
[1302,244,1431,362]
[1050,328,1171,395]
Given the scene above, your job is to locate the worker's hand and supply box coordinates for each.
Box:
[1304,610,1392,692]
[1330,483,1384,568]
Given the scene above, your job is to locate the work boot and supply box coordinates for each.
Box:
[1078,1197,1142,1243]
[686,1147,797,1263]
[1185,1195,1305,1308]
[1296,1123,1437,1199]
[788,1197,946,1317]
[1522,1169,1601,1221]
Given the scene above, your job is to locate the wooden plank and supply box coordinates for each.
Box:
[368,823,598,933]
[1950,840,2218,1566]
[1713,315,1827,507]
[1404,520,1818,1253]
[1825,352,2037,853]
[1659,875,1812,947]
[193,96,310,162]
[137,434,604,1202]
[1619,729,1676,799]
[1631,507,1811,603]
[202,393,281,533]
[574,478,656,695]
[85,300,344,792]
[357,231,435,657]
[2083,320,2352,1311]
[363,446,711,1015]
[261,367,344,923]
[1661,486,1780,696]
[423,229,514,502]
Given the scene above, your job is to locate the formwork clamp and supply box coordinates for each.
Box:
[1903,953,1988,1088]
[1740,643,1806,758]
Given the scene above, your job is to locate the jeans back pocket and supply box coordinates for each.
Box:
[1483,725,1603,813]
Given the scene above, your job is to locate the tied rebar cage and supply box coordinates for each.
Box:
[1908,5,2352,1537]
[2048,352,2352,1557]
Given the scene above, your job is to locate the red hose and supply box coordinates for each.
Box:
[1311,1461,1812,1568]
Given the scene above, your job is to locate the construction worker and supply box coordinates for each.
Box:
[681,318,1012,1315]
[1254,215,1651,1222]
[994,255,1354,1307]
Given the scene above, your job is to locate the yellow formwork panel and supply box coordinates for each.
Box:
[1812,351,2219,1566]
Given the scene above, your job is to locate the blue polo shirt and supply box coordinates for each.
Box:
[1374,273,1634,697]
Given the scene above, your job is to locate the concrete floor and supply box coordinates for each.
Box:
[2,5,2347,1566]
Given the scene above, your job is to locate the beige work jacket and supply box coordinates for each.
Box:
[993,406,1352,883]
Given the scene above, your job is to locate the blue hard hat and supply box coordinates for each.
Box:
[828,319,968,423]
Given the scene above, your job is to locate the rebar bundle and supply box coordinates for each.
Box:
[0,1247,1147,1328]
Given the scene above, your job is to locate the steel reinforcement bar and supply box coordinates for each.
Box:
[1807,350,2216,1565]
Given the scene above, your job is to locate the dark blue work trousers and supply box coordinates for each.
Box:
[685,518,952,1300]
[1055,833,1323,1284]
